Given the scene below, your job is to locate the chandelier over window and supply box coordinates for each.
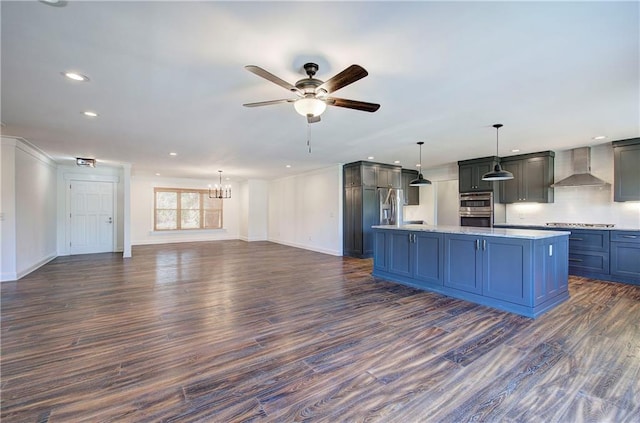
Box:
[209,170,231,199]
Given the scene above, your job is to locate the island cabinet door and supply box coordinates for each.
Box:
[413,232,444,286]
[444,234,482,294]
[388,231,413,278]
[482,237,532,306]
[373,231,388,272]
[534,238,569,304]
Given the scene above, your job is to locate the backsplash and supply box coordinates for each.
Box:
[505,144,640,229]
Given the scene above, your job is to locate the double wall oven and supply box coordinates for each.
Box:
[459,192,494,227]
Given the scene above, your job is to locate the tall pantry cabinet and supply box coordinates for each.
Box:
[343,161,401,258]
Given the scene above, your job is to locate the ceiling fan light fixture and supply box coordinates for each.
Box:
[294,97,326,117]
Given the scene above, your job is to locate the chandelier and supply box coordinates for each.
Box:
[208,170,231,199]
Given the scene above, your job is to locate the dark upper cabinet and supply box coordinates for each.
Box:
[377,165,401,188]
[344,161,400,188]
[458,156,500,193]
[613,138,640,202]
[344,164,361,187]
[499,151,555,203]
[401,169,420,206]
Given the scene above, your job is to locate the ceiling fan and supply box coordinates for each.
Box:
[243,62,380,124]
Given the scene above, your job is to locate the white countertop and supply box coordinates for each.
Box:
[372,224,571,239]
[494,223,640,232]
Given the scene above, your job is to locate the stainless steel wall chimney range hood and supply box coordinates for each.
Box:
[551,147,610,187]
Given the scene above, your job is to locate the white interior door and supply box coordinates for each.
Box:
[70,181,115,254]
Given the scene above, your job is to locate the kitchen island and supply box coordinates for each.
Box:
[372,225,571,318]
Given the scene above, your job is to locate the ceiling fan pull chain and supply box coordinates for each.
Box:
[307,122,312,153]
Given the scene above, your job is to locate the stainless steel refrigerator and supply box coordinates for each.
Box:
[378,187,404,226]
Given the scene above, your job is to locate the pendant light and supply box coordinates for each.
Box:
[208,170,231,199]
[409,141,432,186]
[482,123,514,181]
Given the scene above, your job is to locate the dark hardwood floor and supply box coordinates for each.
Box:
[1,240,639,422]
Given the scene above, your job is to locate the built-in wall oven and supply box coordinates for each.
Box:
[459,192,493,227]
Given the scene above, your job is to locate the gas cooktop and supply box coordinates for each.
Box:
[546,222,615,228]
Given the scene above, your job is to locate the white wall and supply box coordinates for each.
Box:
[1,137,57,281]
[130,175,240,245]
[268,165,342,256]
[404,163,459,226]
[239,180,249,240]
[1,138,17,280]
[244,180,268,241]
[506,144,640,228]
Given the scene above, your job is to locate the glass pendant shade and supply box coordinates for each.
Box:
[482,123,514,181]
[294,97,326,117]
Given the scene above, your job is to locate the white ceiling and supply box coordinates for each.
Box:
[1,1,638,182]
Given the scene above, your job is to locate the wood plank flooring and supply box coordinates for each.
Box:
[1,240,639,422]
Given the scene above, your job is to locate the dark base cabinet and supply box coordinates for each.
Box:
[495,225,640,286]
[373,228,569,318]
[611,231,640,284]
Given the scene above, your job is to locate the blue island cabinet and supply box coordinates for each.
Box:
[374,230,444,289]
[444,235,532,305]
[372,226,570,318]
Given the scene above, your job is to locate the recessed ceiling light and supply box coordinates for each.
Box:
[394,160,400,164]
[169,152,177,156]
[62,72,89,82]
[367,156,374,160]
[511,149,520,153]
[82,111,98,117]
[593,135,607,140]
[286,164,291,168]
[155,173,161,176]
[416,163,421,167]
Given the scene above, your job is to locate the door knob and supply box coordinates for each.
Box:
[107,217,113,224]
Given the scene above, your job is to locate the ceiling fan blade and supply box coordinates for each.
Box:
[317,65,368,94]
[245,65,302,95]
[325,97,380,112]
[307,115,321,124]
[243,99,296,107]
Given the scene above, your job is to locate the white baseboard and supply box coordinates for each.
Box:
[132,236,237,246]
[1,253,57,282]
[268,238,341,256]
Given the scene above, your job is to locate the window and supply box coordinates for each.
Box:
[154,188,223,231]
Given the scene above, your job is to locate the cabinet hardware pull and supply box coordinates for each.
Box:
[622,235,637,239]
[568,258,583,262]
[483,239,487,250]
[569,237,583,241]
[475,239,480,250]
